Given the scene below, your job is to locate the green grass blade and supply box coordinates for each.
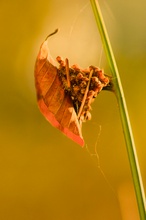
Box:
[90,0,146,219]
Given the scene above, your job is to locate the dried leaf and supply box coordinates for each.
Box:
[34,31,84,146]
[34,30,112,147]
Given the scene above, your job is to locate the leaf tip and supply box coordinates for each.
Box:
[45,28,59,41]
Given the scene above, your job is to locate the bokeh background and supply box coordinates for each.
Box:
[0,0,146,219]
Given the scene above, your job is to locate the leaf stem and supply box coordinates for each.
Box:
[90,0,146,219]
[65,58,71,88]
[45,28,58,41]
[77,69,93,119]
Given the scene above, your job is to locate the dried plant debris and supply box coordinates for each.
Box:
[57,57,110,122]
[34,29,112,146]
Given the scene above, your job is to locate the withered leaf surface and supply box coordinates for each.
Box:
[34,36,84,146]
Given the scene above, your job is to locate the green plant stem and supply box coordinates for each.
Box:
[90,0,146,219]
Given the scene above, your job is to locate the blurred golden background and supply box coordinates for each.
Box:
[0,0,145,219]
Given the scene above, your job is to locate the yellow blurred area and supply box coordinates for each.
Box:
[0,0,145,219]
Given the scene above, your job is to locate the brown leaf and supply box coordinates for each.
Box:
[34,30,112,147]
[34,33,84,146]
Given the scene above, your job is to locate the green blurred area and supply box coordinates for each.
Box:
[0,0,145,219]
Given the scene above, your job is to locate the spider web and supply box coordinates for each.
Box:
[68,1,104,68]
[85,124,117,197]
[68,2,116,195]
